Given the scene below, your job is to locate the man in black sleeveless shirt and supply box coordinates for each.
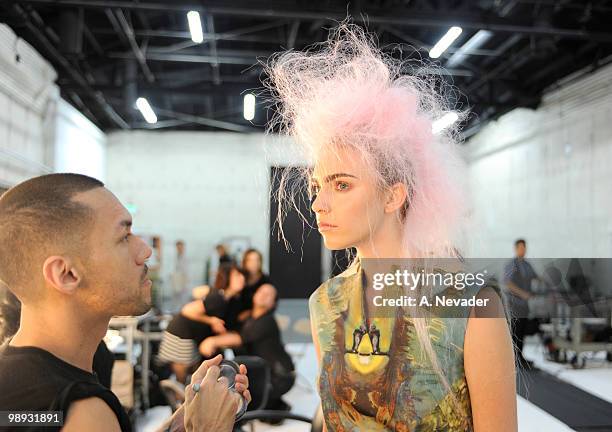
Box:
[0,174,250,432]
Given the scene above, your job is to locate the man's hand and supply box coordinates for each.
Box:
[182,355,251,432]
[235,363,251,404]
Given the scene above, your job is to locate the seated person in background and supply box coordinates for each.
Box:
[202,284,295,411]
[159,263,247,383]
[240,284,295,411]
[240,248,272,312]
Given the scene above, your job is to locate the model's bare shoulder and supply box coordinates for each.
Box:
[470,285,506,318]
[464,286,517,432]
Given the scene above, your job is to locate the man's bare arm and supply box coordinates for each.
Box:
[62,397,121,432]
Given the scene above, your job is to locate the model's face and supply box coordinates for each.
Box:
[310,146,386,251]
[75,188,153,316]
[243,252,261,275]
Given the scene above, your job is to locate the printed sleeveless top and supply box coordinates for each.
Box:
[309,259,497,432]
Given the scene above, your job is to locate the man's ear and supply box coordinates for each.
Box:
[42,256,82,295]
[384,183,408,214]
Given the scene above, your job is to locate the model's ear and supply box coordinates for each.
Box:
[42,256,82,296]
[384,182,408,214]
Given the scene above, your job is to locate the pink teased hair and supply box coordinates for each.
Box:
[266,23,469,257]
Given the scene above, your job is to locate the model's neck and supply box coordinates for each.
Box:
[355,215,406,259]
[10,302,109,372]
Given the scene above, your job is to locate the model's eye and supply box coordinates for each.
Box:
[336,181,350,191]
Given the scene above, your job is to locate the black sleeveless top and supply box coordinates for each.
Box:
[0,344,132,432]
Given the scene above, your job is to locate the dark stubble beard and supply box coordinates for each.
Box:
[111,265,153,316]
[132,264,152,315]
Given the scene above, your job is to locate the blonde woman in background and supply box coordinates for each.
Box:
[267,23,517,432]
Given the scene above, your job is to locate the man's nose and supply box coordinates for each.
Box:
[136,236,153,263]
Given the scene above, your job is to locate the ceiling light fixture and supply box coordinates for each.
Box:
[432,112,459,134]
[243,93,255,121]
[187,11,204,43]
[429,26,463,59]
[136,97,157,124]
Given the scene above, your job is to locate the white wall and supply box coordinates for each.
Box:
[466,63,612,258]
[54,99,106,181]
[0,24,56,186]
[0,24,106,187]
[105,130,302,287]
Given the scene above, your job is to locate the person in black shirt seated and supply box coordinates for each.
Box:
[193,282,295,412]
[240,284,295,412]
[159,263,247,383]
[0,174,250,432]
[240,248,272,312]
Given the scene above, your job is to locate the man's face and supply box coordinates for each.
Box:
[74,188,153,316]
[516,242,526,258]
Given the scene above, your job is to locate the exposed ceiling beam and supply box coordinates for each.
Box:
[90,28,288,45]
[133,119,193,129]
[82,25,104,55]
[6,3,129,129]
[153,107,256,133]
[384,25,504,57]
[108,50,475,76]
[206,15,221,85]
[14,0,612,42]
[287,20,300,50]
[112,8,155,82]
[75,83,260,99]
[108,51,260,65]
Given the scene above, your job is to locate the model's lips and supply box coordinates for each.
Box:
[317,222,338,232]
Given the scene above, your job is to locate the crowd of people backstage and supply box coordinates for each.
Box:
[158,248,295,413]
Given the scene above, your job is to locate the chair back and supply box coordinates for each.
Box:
[233,355,270,411]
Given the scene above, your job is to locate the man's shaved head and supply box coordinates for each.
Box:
[0,174,104,300]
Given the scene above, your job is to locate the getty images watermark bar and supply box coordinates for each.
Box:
[360,258,612,319]
[0,411,63,427]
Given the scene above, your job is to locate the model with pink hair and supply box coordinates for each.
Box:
[267,23,517,431]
